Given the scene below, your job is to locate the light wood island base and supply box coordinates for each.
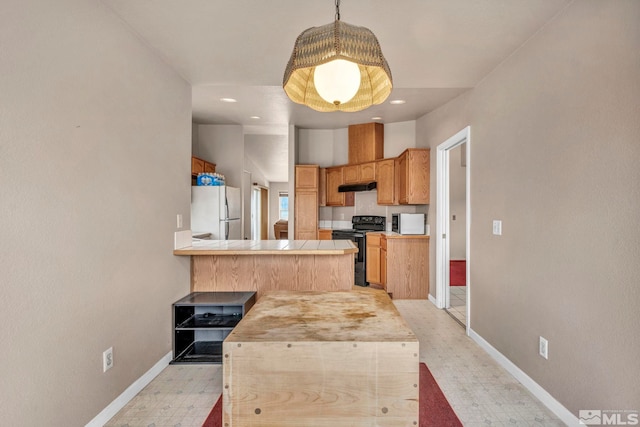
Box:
[222,290,419,426]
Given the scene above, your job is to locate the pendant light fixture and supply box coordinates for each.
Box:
[283,0,392,112]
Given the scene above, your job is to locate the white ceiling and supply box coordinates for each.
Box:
[103,0,570,181]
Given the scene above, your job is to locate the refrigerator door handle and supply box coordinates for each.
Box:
[225,221,229,240]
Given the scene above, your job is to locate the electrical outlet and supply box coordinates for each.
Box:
[539,337,548,359]
[103,347,113,372]
[492,220,502,235]
[176,214,183,229]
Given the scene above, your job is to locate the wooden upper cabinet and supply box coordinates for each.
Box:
[326,167,344,206]
[318,168,327,207]
[295,165,319,189]
[376,158,395,205]
[344,162,376,184]
[343,165,359,184]
[192,156,215,176]
[326,167,354,207]
[348,123,384,164]
[396,154,408,204]
[191,157,205,175]
[397,148,430,205]
[360,162,376,182]
[203,162,216,173]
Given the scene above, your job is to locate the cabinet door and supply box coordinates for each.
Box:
[343,165,359,184]
[381,247,387,289]
[385,238,428,299]
[318,168,327,207]
[326,167,345,206]
[203,162,216,173]
[318,229,333,240]
[396,151,409,204]
[191,157,205,175]
[294,190,318,239]
[376,159,395,205]
[348,123,384,164]
[406,149,430,204]
[366,234,381,284]
[360,162,376,182]
[295,165,319,189]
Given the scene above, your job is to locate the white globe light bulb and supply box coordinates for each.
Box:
[313,59,361,105]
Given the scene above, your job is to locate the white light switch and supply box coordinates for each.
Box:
[177,214,183,229]
[492,220,502,235]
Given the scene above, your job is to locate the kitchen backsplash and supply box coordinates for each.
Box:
[319,190,428,231]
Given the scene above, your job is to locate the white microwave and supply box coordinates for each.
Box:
[392,213,426,235]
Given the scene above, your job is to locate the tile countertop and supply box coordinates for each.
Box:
[368,231,430,239]
[173,239,358,256]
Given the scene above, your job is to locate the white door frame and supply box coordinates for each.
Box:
[435,126,471,334]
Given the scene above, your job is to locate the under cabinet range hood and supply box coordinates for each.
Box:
[338,181,377,193]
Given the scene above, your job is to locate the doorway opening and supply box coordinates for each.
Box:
[435,126,471,333]
[250,185,269,240]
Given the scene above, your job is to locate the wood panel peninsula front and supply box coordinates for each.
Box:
[174,240,357,296]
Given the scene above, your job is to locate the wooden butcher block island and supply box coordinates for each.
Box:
[222,290,419,426]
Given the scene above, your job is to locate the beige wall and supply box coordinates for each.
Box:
[0,0,192,425]
[197,125,244,188]
[417,0,640,416]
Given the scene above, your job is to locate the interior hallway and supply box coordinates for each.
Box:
[106,299,563,426]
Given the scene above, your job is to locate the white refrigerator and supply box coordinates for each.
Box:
[191,186,242,240]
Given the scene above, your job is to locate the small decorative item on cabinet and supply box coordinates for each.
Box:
[171,291,256,364]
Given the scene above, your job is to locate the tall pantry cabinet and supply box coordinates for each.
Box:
[294,165,319,239]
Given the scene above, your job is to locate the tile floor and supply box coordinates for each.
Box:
[106,298,564,427]
[447,285,467,326]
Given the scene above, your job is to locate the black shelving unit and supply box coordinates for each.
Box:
[171,291,256,364]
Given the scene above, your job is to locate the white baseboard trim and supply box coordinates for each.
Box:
[85,351,173,427]
[428,293,438,306]
[469,329,579,427]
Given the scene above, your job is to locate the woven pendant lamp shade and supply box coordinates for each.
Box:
[283,20,393,112]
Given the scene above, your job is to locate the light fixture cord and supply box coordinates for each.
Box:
[335,0,341,21]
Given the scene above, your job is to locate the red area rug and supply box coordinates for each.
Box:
[202,362,461,427]
[450,260,466,286]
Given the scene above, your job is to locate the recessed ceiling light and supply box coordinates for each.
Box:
[389,99,406,105]
[220,98,237,103]
[371,116,382,120]
[250,116,261,120]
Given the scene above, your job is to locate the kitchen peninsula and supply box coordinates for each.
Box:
[174,240,357,296]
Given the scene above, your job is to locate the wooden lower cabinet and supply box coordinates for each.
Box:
[381,246,387,288]
[368,234,429,299]
[318,229,333,240]
[366,234,382,285]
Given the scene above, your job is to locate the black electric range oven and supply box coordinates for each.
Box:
[332,215,386,286]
